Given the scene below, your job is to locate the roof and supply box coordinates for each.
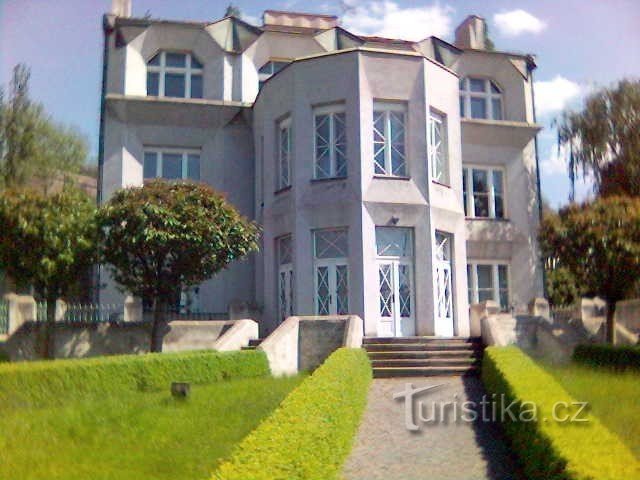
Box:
[263,9,338,20]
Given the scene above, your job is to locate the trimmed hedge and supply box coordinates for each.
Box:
[483,347,640,480]
[213,348,372,480]
[0,349,269,409]
[573,344,640,370]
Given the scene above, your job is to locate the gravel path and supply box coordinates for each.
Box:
[343,376,524,480]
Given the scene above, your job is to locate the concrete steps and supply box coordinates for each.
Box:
[363,336,484,378]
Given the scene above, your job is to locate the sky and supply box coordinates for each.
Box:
[1,0,639,208]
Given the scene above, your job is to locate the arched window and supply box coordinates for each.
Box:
[459,78,503,120]
[146,52,203,99]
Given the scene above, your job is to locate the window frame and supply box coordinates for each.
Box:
[258,59,291,90]
[463,165,507,219]
[312,227,350,315]
[459,77,503,121]
[428,109,449,185]
[373,101,408,178]
[467,261,510,311]
[146,51,204,99]
[143,147,201,181]
[313,104,347,180]
[277,116,292,191]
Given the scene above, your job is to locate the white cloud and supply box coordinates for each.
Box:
[342,1,453,41]
[493,10,546,37]
[241,13,260,26]
[541,142,567,175]
[534,76,582,116]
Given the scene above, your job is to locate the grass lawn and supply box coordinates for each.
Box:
[0,375,303,480]
[540,361,640,459]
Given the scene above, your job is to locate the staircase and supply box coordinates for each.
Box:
[363,337,484,378]
[241,338,264,350]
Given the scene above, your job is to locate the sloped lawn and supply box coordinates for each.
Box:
[0,375,303,480]
[540,361,640,459]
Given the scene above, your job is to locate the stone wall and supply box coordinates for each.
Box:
[298,319,346,371]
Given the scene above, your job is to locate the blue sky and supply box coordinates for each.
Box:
[1,0,639,208]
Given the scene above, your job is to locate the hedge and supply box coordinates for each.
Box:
[213,348,372,480]
[482,347,640,480]
[0,349,269,410]
[573,344,640,370]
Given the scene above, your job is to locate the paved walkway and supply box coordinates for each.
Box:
[343,377,524,480]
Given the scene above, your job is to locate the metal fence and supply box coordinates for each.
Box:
[0,300,8,334]
[551,305,575,324]
[36,302,124,323]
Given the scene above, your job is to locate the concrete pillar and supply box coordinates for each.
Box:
[55,299,67,322]
[528,297,550,321]
[124,296,143,322]
[3,293,36,335]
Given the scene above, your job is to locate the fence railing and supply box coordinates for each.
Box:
[0,300,8,334]
[142,309,228,322]
[550,305,575,324]
[36,302,125,323]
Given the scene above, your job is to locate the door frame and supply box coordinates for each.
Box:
[433,231,455,336]
[376,256,416,337]
[313,257,349,315]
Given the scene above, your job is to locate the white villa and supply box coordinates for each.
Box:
[99,1,544,338]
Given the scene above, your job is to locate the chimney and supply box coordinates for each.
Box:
[111,0,132,18]
[454,15,486,50]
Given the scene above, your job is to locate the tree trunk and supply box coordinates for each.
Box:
[150,298,166,353]
[605,301,616,345]
[43,298,56,359]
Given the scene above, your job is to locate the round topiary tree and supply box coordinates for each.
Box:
[98,180,259,352]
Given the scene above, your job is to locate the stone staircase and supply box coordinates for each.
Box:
[363,336,484,378]
[241,338,264,350]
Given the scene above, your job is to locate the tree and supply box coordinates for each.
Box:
[98,180,259,352]
[557,79,640,200]
[539,196,640,343]
[0,64,88,191]
[0,186,98,358]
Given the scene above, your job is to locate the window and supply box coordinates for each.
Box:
[143,149,200,181]
[314,105,347,179]
[313,228,349,315]
[463,166,505,218]
[429,110,449,185]
[373,103,407,177]
[258,60,290,89]
[277,117,292,190]
[376,227,413,257]
[277,235,294,321]
[147,52,203,99]
[459,78,503,120]
[467,263,509,311]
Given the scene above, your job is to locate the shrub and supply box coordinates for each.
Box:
[0,349,269,410]
[213,348,372,480]
[573,344,640,370]
[483,347,640,480]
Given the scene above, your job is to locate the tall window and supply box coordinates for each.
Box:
[459,77,502,120]
[147,52,203,99]
[314,105,347,179]
[373,102,407,177]
[313,228,349,315]
[277,117,292,190]
[277,235,294,322]
[428,110,449,185]
[258,60,289,89]
[143,149,200,181]
[467,263,509,311]
[463,166,505,218]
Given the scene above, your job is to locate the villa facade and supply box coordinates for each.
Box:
[99,1,544,337]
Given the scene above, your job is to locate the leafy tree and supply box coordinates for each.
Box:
[544,265,583,307]
[0,186,98,358]
[98,180,259,352]
[0,64,87,190]
[539,196,640,343]
[558,79,640,200]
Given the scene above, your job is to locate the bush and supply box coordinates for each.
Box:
[482,347,640,480]
[213,348,372,480]
[573,344,640,370]
[0,349,269,410]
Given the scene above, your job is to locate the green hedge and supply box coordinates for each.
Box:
[483,347,640,480]
[573,344,640,370]
[0,349,269,410]
[213,348,372,480]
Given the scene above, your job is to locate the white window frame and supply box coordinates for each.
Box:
[463,165,506,219]
[428,110,449,185]
[277,116,292,190]
[373,102,407,177]
[313,104,347,179]
[146,51,203,99]
[143,147,201,181]
[459,77,503,120]
[467,261,510,311]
